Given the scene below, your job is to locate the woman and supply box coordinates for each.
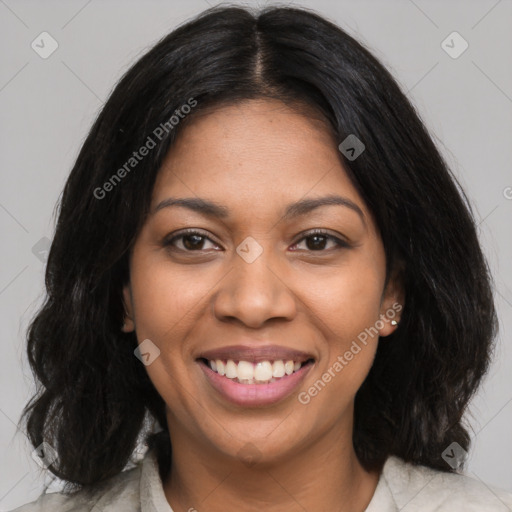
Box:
[12,4,512,511]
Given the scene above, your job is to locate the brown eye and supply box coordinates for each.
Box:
[290,230,349,252]
[164,230,220,252]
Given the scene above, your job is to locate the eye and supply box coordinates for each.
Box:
[163,228,349,254]
[290,229,349,252]
[163,229,220,252]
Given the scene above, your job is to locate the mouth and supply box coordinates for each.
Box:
[197,357,315,385]
[195,345,315,407]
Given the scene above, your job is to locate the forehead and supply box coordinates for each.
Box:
[152,99,368,223]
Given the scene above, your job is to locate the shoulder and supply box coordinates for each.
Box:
[8,462,143,512]
[382,455,512,511]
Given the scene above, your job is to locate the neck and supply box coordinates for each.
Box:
[162,420,381,512]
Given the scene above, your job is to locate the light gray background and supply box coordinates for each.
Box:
[1,0,511,509]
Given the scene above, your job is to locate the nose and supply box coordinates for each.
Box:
[211,246,297,329]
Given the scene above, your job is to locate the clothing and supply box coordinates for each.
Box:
[10,447,512,511]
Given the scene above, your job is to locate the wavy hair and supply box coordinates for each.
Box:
[19,4,497,492]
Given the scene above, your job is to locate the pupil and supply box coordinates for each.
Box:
[184,234,203,250]
[307,235,326,250]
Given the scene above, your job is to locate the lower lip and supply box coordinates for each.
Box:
[198,360,314,407]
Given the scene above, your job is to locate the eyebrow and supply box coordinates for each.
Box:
[153,195,365,225]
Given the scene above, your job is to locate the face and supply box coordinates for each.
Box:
[122,98,402,466]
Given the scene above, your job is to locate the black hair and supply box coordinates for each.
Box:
[19,3,497,492]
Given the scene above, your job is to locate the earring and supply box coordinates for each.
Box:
[391,320,398,326]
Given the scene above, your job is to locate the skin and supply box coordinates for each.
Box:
[122,98,403,512]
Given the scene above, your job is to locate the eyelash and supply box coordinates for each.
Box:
[163,228,349,253]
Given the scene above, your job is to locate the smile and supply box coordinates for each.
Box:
[201,358,313,384]
[197,357,315,407]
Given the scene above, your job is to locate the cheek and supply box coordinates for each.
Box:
[128,254,210,415]
[303,253,385,334]
[299,251,385,382]
[127,257,210,405]
[129,253,211,342]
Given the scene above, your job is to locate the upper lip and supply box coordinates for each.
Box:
[197,345,315,364]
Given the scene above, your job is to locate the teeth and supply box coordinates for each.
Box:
[225,360,237,379]
[254,361,273,382]
[237,360,254,381]
[272,360,285,378]
[206,358,309,384]
[215,360,225,376]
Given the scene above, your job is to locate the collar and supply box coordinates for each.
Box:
[140,447,174,512]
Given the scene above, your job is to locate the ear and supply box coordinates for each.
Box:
[378,266,405,337]
[121,283,136,333]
